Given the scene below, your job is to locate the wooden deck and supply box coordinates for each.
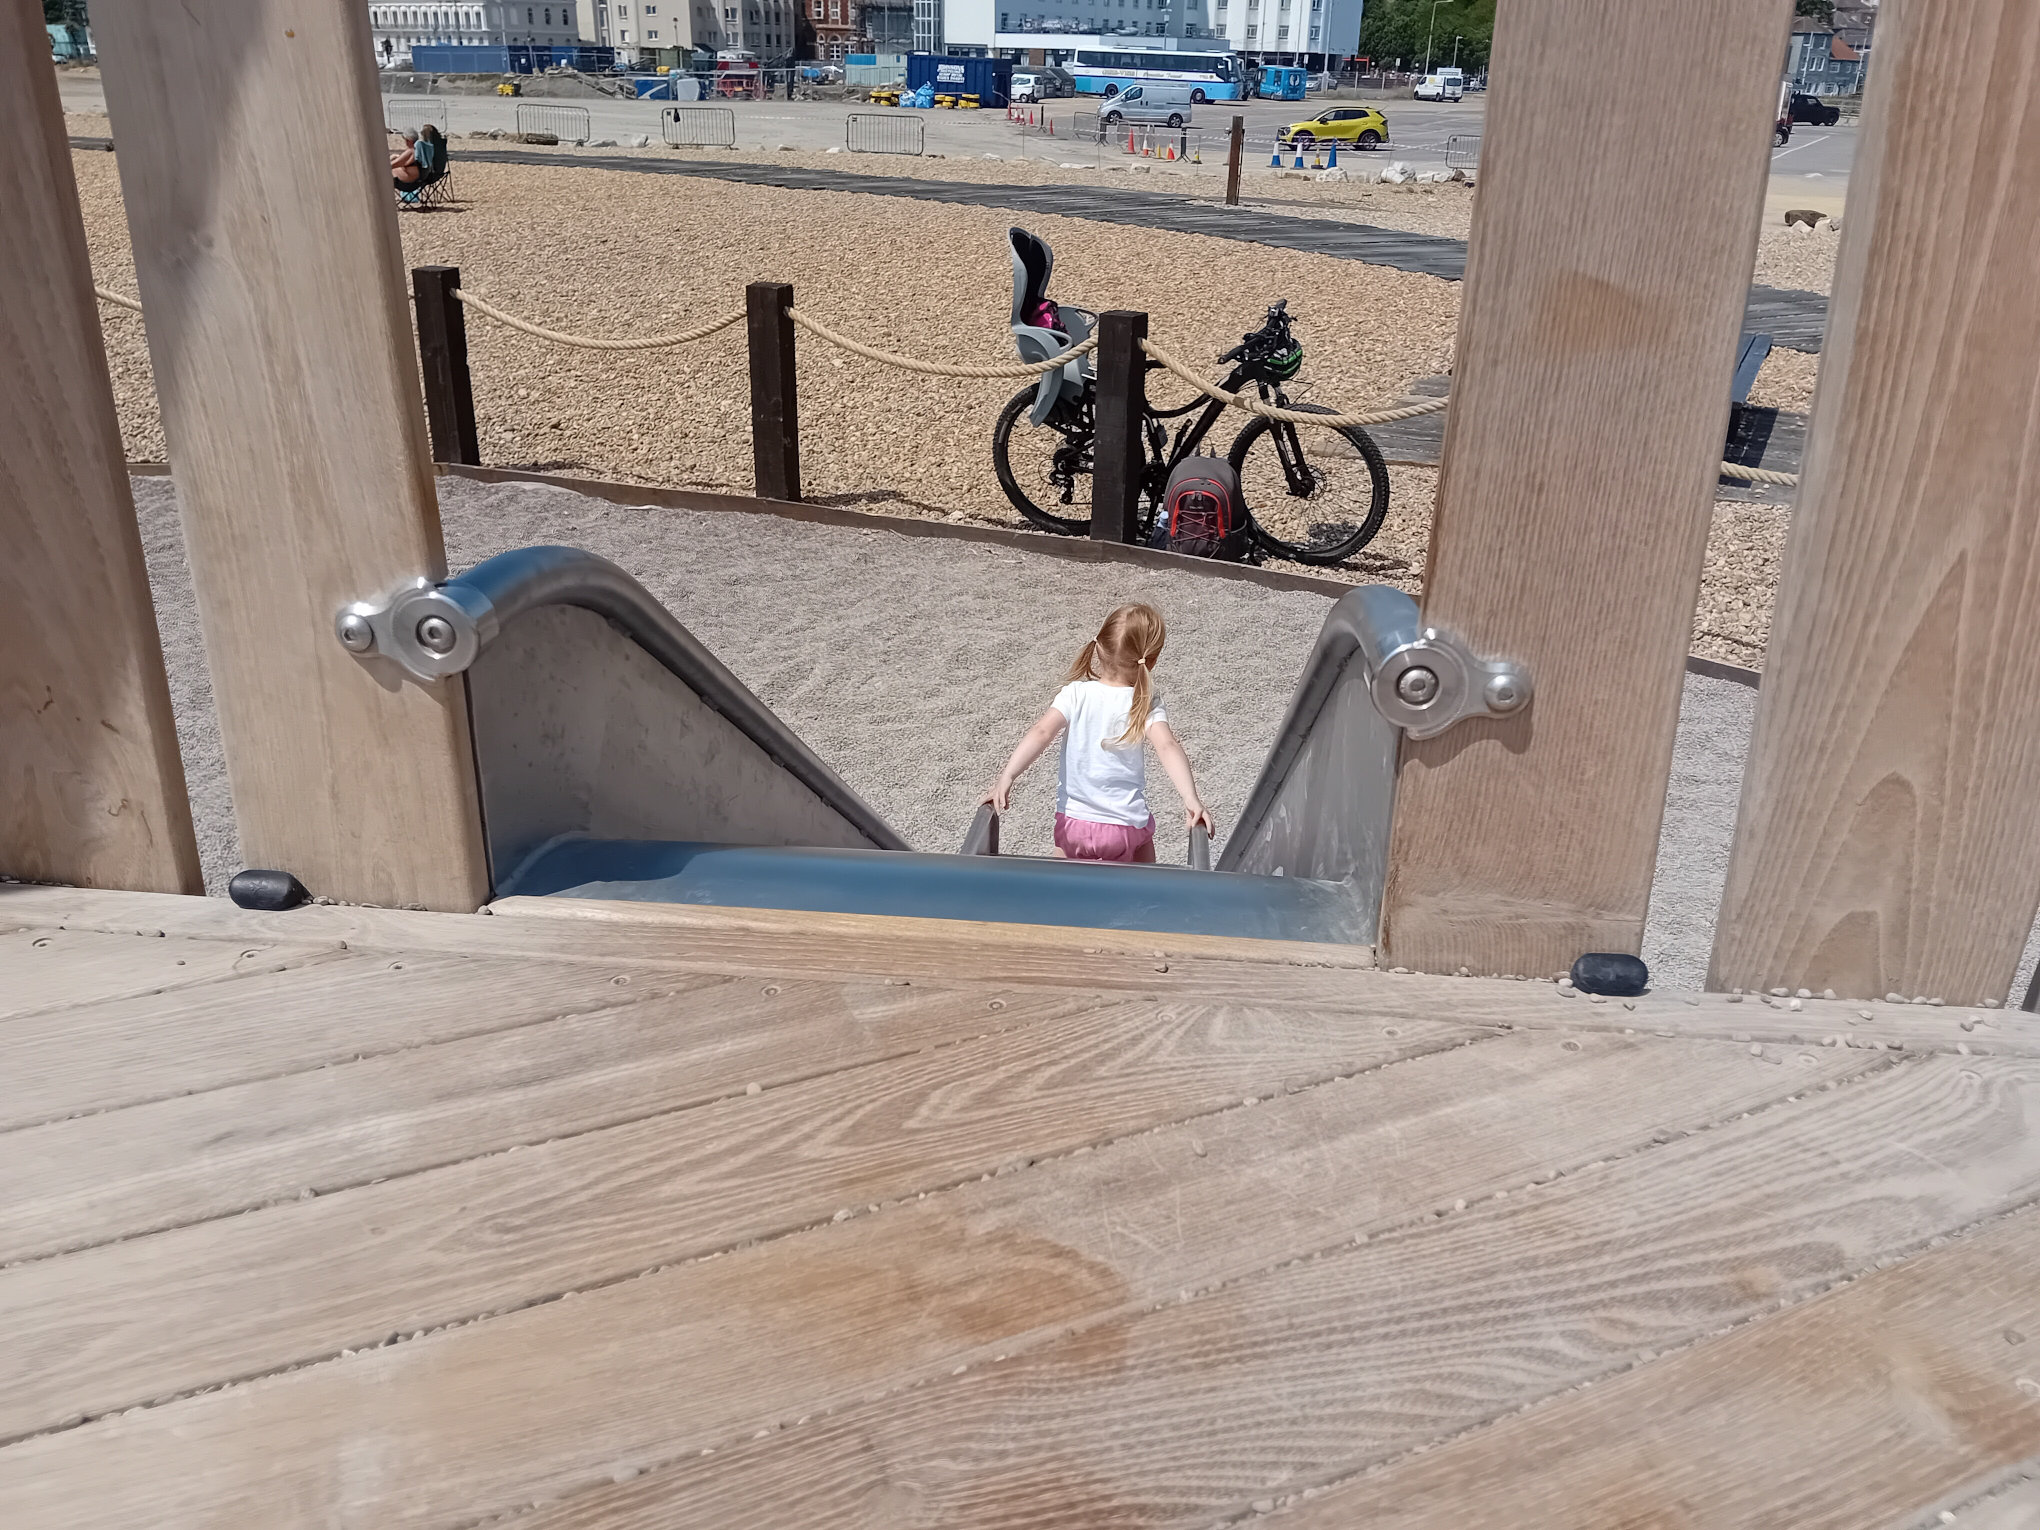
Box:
[5,882,2040,1527]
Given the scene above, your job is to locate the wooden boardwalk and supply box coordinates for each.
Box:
[5,882,2040,1527]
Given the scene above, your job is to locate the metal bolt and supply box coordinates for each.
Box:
[1485,671,1525,712]
[338,613,375,654]
[415,615,458,654]
[1396,666,1439,706]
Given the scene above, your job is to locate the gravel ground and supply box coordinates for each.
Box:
[77,143,1791,658]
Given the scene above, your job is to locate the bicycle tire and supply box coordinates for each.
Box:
[1227,404,1391,565]
[992,384,1094,536]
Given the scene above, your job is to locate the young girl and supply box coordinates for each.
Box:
[982,603,1215,863]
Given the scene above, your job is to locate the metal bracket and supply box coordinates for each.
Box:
[1367,623,1532,741]
[335,577,497,682]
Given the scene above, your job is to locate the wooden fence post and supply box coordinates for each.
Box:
[1377,0,1793,978]
[412,266,481,466]
[747,281,801,503]
[93,0,490,912]
[1225,115,1244,206]
[1091,309,1148,545]
[1709,0,2040,1005]
[0,3,201,895]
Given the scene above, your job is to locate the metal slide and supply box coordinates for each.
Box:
[338,547,1526,944]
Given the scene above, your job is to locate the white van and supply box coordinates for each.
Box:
[1413,69,1464,101]
[1098,83,1195,128]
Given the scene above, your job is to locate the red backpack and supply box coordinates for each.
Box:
[1150,456,1248,561]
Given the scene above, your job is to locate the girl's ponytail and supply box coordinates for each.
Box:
[1064,604,1166,746]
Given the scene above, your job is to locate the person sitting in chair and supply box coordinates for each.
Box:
[392,125,448,202]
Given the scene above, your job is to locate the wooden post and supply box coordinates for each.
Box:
[1225,114,1244,206]
[0,1,201,896]
[93,0,490,912]
[747,281,801,503]
[1377,0,1793,978]
[1709,0,2040,1005]
[1090,310,1148,545]
[412,266,481,467]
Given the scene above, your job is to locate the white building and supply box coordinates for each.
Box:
[368,2,584,66]
[579,0,798,62]
[944,0,1362,63]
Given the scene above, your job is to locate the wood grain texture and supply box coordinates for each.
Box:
[0,977,1106,1263]
[0,0,199,896]
[0,927,336,1020]
[0,1031,1873,1518]
[1709,0,2040,1005]
[90,0,489,911]
[1276,1208,2040,1530]
[1379,0,1792,976]
[1948,1476,2040,1530]
[489,1056,2040,1530]
[14,886,2040,1056]
[0,949,715,1131]
[0,1001,1477,1439]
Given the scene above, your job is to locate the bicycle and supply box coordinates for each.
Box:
[991,297,1392,565]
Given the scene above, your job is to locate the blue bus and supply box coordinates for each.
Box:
[1067,48,1243,103]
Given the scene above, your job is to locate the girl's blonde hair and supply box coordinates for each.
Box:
[1066,603,1167,746]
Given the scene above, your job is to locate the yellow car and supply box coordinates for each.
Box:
[1277,106,1388,150]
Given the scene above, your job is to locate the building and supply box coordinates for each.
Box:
[942,0,1362,67]
[368,2,585,66]
[802,0,863,60]
[576,0,799,61]
[1786,19,1865,97]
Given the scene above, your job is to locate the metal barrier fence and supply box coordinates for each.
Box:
[661,106,736,147]
[514,103,592,142]
[845,113,924,156]
[1445,134,1483,170]
[384,96,447,136]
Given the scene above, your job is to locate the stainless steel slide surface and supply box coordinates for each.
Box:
[504,839,1371,944]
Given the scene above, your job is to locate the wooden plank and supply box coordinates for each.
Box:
[1091,309,1148,544]
[1709,0,2040,1005]
[1948,1476,2040,1530]
[0,949,717,1132]
[1271,1209,2040,1529]
[15,887,2040,1057]
[0,1030,1876,1515]
[0,927,337,1021]
[0,977,1109,1263]
[0,3,200,897]
[1378,0,1792,976]
[0,1002,1484,1440]
[746,281,800,501]
[446,1054,2040,1530]
[91,0,489,911]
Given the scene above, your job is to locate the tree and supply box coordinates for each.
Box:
[45,0,90,24]
[1356,0,1496,74]
[1794,0,1835,24]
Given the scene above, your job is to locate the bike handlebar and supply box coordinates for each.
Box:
[1218,299,1297,365]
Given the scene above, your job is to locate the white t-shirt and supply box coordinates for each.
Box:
[1051,679,1168,827]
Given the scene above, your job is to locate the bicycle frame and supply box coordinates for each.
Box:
[1142,360,1318,500]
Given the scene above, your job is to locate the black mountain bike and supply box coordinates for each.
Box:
[991,300,1391,565]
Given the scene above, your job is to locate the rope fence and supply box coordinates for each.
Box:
[453,288,744,350]
[99,273,1801,491]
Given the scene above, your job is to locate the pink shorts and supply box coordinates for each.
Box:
[1054,812,1157,863]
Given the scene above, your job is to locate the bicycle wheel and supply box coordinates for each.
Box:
[1227,404,1391,565]
[992,384,1095,535]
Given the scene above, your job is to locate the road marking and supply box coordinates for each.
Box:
[1770,131,1830,160]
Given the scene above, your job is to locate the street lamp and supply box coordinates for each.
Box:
[1424,0,1447,76]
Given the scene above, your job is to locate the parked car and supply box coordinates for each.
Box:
[1787,92,1841,125]
[1413,68,1463,101]
[1276,105,1389,149]
[1011,67,1073,102]
[1098,83,1195,129]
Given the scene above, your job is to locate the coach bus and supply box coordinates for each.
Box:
[1066,47,1244,102]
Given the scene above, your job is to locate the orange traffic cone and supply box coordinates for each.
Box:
[1166,144,1176,160]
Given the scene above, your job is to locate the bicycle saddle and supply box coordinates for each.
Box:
[1007,227,1093,426]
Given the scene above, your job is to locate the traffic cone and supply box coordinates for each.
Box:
[1311,150,1323,169]
[1049,117,1055,135]
[1292,147,1305,168]
[1166,144,1176,160]
[1326,141,1338,167]
[1128,129,1136,153]
[1269,145,1282,166]
[1192,146,1201,163]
